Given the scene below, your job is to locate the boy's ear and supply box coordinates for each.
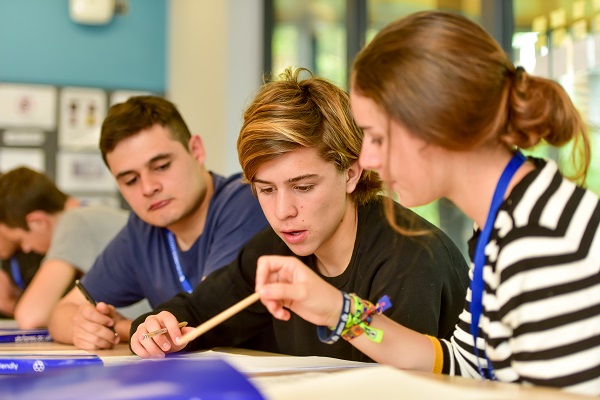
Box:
[188,135,206,165]
[24,211,50,231]
[345,161,363,194]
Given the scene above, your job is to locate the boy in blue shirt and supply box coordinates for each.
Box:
[49,96,268,350]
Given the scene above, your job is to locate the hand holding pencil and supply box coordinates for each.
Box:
[130,292,260,359]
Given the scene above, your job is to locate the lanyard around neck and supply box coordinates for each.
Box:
[470,151,526,380]
[10,257,25,290]
[166,230,193,294]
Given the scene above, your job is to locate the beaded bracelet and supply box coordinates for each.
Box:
[341,294,391,343]
[317,291,351,344]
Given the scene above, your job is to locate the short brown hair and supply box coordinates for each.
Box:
[238,67,382,206]
[0,167,68,229]
[99,96,192,165]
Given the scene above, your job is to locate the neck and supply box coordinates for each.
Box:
[446,149,534,228]
[168,170,214,251]
[314,201,359,277]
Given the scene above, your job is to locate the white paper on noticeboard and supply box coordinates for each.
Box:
[0,84,57,130]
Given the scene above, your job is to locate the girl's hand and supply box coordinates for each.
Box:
[255,255,343,328]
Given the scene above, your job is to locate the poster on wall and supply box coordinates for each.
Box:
[56,151,116,192]
[0,84,57,130]
[59,87,107,149]
[0,147,45,172]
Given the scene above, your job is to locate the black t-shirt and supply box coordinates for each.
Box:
[132,198,469,362]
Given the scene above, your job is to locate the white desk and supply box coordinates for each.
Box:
[0,341,592,399]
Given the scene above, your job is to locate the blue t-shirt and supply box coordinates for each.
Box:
[82,172,268,308]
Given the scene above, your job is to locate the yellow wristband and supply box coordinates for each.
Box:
[426,335,443,374]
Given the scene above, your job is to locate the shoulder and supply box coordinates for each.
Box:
[503,157,598,233]
[209,171,261,211]
[358,198,468,274]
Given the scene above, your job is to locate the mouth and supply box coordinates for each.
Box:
[280,230,308,245]
[148,199,171,211]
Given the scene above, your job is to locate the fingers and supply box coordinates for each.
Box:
[131,312,186,359]
[72,303,120,350]
[255,255,298,291]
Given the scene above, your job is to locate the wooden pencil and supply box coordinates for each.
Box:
[178,292,260,345]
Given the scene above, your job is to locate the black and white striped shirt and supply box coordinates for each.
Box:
[440,157,600,396]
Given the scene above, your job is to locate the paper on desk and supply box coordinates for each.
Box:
[101,350,375,374]
[259,365,520,400]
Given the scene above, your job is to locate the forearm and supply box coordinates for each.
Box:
[14,288,61,329]
[0,294,18,317]
[48,302,78,344]
[345,314,436,372]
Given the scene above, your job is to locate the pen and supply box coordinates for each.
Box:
[142,321,188,340]
[75,280,118,337]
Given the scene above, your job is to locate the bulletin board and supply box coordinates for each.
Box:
[0,83,154,207]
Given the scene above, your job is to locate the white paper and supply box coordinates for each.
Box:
[101,350,374,374]
[58,87,107,149]
[2,130,46,146]
[0,148,45,172]
[259,365,558,400]
[56,151,116,192]
[0,84,57,130]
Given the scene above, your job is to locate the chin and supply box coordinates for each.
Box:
[285,244,315,257]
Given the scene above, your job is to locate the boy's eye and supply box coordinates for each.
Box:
[155,162,171,171]
[124,176,138,186]
[294,185,313,192]
[258,187,274,194]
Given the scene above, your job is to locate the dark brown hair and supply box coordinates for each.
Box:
[0,167,68,229]
[99,96,192,165]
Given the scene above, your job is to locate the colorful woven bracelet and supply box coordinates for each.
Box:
[341,294,391,343]
[317,291,351,344]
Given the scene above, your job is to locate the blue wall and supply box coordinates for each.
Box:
[0,0,166,92]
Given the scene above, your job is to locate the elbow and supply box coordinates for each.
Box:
[14,305,48,329]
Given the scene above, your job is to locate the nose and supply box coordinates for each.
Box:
[274,190,297,221]
[358,140,381,172]
[140,173,161,197]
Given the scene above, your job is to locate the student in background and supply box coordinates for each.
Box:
[130,68,469,361]
[0,172,44,319]
[0,167,128,328]
[254,12,599,395]
[49,96,269,350]
[0,235,44,318]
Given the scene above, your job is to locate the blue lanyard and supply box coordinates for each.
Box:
[165,230,193,294]
[10,257,26,290]
[470,151,526,380]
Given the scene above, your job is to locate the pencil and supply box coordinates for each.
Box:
[178,292,260,345]
[142,321,188,340]
[75,280,118,337]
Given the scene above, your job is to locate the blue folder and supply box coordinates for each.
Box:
[0,353,102,374]
[0,357,265,399]
[0,328,52,343]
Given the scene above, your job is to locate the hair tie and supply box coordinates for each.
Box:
[511,66,528,96]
